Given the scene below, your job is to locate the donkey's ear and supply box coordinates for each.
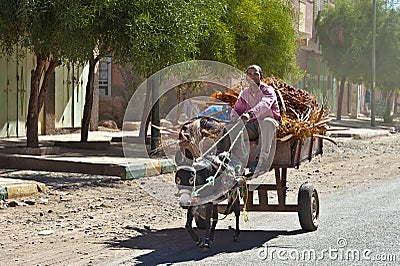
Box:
[185,149,194,160]
[175,149,193,166]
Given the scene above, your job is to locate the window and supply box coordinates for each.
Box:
[98,57,112,96]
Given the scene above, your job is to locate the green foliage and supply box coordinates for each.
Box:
[0,0,27,56]
[375,7,400,90]
[0,0,88,61]
[316,0,400,90]
[193,0,236,65]
[316,0,358,80]
[29,1,69,59]
[0,0,300,79]
[227,0,297,77]
[116,0,204,76]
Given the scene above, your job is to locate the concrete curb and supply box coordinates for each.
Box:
[352,131,392,140]
[125,158,176,179]
[328,129,391,139]
[0,178,47,200]
[0,153,127,178]
[0,159,177,200]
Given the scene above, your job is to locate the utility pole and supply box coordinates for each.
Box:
[371,0,376,127]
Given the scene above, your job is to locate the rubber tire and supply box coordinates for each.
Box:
[298,181,319,231]
[194,212,207,229]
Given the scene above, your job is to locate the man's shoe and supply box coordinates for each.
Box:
[245,160,259,178]
[249,161,257,174]
[254,157,270,175]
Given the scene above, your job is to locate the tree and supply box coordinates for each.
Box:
[374,6,400,121]
[171,0,299,126]
[227,0,298,77]
[316,0,400,121]
[62,0,124,142]
[0,0,301,148]
[316,0,362,120]
[0,0,78,147]
[117,0,220,141]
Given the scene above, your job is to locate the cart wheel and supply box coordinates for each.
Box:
[298,182,319,231]
[194,212,207,229]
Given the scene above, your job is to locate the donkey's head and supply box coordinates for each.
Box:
[174,152,231,208]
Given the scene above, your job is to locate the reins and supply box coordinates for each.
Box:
[191,122,246,198]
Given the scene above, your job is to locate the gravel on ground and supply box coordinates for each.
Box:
[1,134,399,265]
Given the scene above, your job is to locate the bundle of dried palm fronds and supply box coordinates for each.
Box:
[210,90,239,107]
[264,76,334,144]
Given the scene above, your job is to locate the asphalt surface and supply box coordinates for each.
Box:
[108,177,400,265]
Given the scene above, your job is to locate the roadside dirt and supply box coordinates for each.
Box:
[1,134,399,265]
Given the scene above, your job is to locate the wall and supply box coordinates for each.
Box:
[294,0,338,114]
[0,50,92,138]
[0,50,33,137]
[54,64,87,129]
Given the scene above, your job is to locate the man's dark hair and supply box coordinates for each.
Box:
[246,65,263,79]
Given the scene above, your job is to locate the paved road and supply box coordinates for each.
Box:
[107,178,400,266]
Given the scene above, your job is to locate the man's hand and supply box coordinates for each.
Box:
[240,113,250,122]
[240,111,254,122]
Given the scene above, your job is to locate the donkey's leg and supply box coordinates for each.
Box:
[203,202,213,250]
[209,204,219,244]
[185,207,203,247]
[233,193,241,242]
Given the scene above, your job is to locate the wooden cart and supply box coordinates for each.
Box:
[219,136,323,231]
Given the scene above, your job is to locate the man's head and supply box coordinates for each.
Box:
[246,65,262,86]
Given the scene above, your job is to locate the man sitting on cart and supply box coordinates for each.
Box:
[219,65,281,177]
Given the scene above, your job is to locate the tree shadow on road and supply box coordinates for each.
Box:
[0,169,120,190]
[106,227,305,265]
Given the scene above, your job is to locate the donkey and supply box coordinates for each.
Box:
[174,151,242,251]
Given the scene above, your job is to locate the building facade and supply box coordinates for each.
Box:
[0,50,98,138]
[294,0,337,113]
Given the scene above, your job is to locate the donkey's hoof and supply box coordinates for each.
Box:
[201,245,211,253]
[196,238,204,248]
[233,234,240,242]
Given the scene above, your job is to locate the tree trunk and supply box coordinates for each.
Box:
[139,79,152,139]
[336,76,346,121]
[151,76,160,151]
[81,57,100,142]
[395,93,400,116]
[175,86,181,124]
[26,54,47,148]
[383,90,394,123]
[38,59,62,113]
